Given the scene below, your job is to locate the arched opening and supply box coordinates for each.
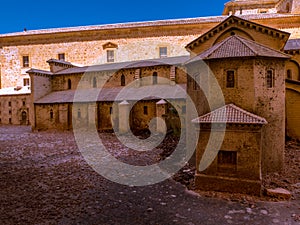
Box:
[67,79,71,89]
[121,74,125,86]
[153,72,158,84]
[93,77,97,88]
[50,109,53,119]
[21,111,27,125]
[77,109,81,118]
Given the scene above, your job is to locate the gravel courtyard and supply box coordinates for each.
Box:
[0,125,299,225]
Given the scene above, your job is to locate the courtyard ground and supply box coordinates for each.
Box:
[0,125,299,225]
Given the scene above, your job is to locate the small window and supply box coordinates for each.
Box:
[93,77,97,88]
[153,72,158,84]
[23,101,26,106]
[143,106,148,115]
[107,50,114,63]
[22,56,29,68]
[8,101,11,107]
[67,79,72,89]
[121,74,125,86]
[9,118,11,124]
[9,110,12,115]
[0,118,1,123]
[110,107,113,114]
[266,70,274,88]
[77,109,81,118]
[218,150,237,172]
[23,78,30,86]
[287,69,292,79]
[159,47,167,58]
[226,70,235,88]
[58,53,65,61]
[50,109,53,119]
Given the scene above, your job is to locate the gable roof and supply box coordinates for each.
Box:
[185,15,290,52]
[186,35,290,63]
[192,104,267,124]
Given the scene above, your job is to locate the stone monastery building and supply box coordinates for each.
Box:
[1,0,300,195]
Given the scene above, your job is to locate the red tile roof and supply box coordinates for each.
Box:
[192,104,267,124]
[186,35,290,63]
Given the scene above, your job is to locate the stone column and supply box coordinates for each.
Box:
[156,99,167,133]
[118,100,130,133]
[88,103,97,129]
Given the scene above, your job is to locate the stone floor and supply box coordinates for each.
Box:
[0,125,299,225]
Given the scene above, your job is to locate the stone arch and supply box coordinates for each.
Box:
[286,60,300,80]
[213,28,254,45]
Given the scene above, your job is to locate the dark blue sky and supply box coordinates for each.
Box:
[0,0,228,34]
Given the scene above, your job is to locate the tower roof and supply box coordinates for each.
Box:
[186,35,290,63]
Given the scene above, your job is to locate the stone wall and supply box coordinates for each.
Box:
[195,125,263,195]
[0,93,31,125]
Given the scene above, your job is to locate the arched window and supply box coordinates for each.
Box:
[93,77,97,88]
[77,109,81,118]
[121,74,125,86]
[67,79,71,89]
[226,70,235,88]
[266,70,274,88]
[287,69,292,79]
[153,72,158,84]
[50,109,53,119]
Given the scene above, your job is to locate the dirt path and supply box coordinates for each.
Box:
[0,126,299,224]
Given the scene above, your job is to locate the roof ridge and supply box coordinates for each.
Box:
[233,35,258,56]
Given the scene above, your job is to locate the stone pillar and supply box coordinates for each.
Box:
[58,104,68,129]
[134,69,141,87]
[88,103,97,129]
[118,100,130,133]
[156,99,167,133]
[170,66,176,85]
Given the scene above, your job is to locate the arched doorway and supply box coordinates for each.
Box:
[21,111,27,125]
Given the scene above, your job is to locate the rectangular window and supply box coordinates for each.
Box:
[9,118,11,124]
[23,101,26,106]
[226,70,235,88]
[23,78,30,86]
[8,101,11,107]
[22,56,29,68]
[58,53,65,61]
[110,107,113,114]
[159,47,167,58]
[9,110,11,115]
[143,106,148,115]
[266,70,274,88]
[217,150,237,172]
[107,50,114,63]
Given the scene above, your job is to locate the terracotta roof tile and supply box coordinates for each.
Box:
[192,104,267,124]
[186,35,290,63]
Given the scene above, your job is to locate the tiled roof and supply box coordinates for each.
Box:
[284,39,300,51]
[34,84,186,104]
[0,14,296,38]
[29,56,189,76]
[192,104,267,124]
[186,35,290,63]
